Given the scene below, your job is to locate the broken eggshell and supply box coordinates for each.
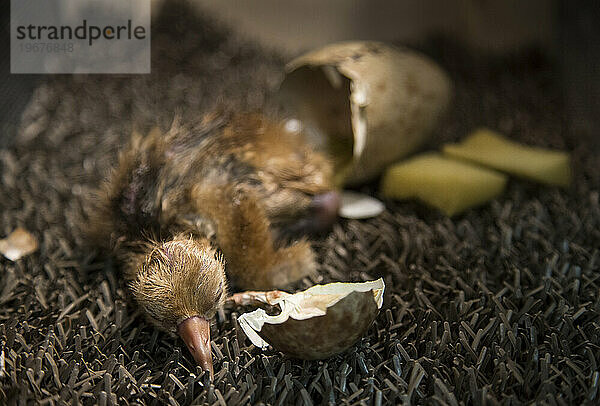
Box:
[0,227,38,261]
[238,279,384,359]
[278,41,452,186]
[339,191,385,219]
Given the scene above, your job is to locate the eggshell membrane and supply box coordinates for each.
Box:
[339,191,385,219]
[280,41,452,185]
[238,279,384,359]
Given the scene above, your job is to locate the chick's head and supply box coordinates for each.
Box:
[232,114,340,236]
[130,236,227,329]
[129,236,226,376]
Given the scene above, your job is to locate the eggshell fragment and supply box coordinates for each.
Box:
[339,191,385,219]
[278,41,452,185]
[238,279,384,359]
[0,227,38,261]
[381,153,507,216]
[443,128,571,187]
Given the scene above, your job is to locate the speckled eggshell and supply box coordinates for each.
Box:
[280,41,452,185]
[258,290,379,359]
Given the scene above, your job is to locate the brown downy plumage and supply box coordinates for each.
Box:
[89,112,339,376]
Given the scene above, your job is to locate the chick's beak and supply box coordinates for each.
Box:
[310,191,340,230]
[276,191,340,240]
[178,316,213,378]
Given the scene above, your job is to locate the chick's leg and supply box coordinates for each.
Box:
[192,184,316,290]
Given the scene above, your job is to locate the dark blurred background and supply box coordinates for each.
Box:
[1,0,599,138]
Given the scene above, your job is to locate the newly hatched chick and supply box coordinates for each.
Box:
[90,112,339,376]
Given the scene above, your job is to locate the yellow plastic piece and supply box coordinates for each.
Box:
[381,153,507,216]
[443,128,571,187]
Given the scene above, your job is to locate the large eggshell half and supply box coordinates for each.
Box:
[238,279,384,359]
[278,41,452,185]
